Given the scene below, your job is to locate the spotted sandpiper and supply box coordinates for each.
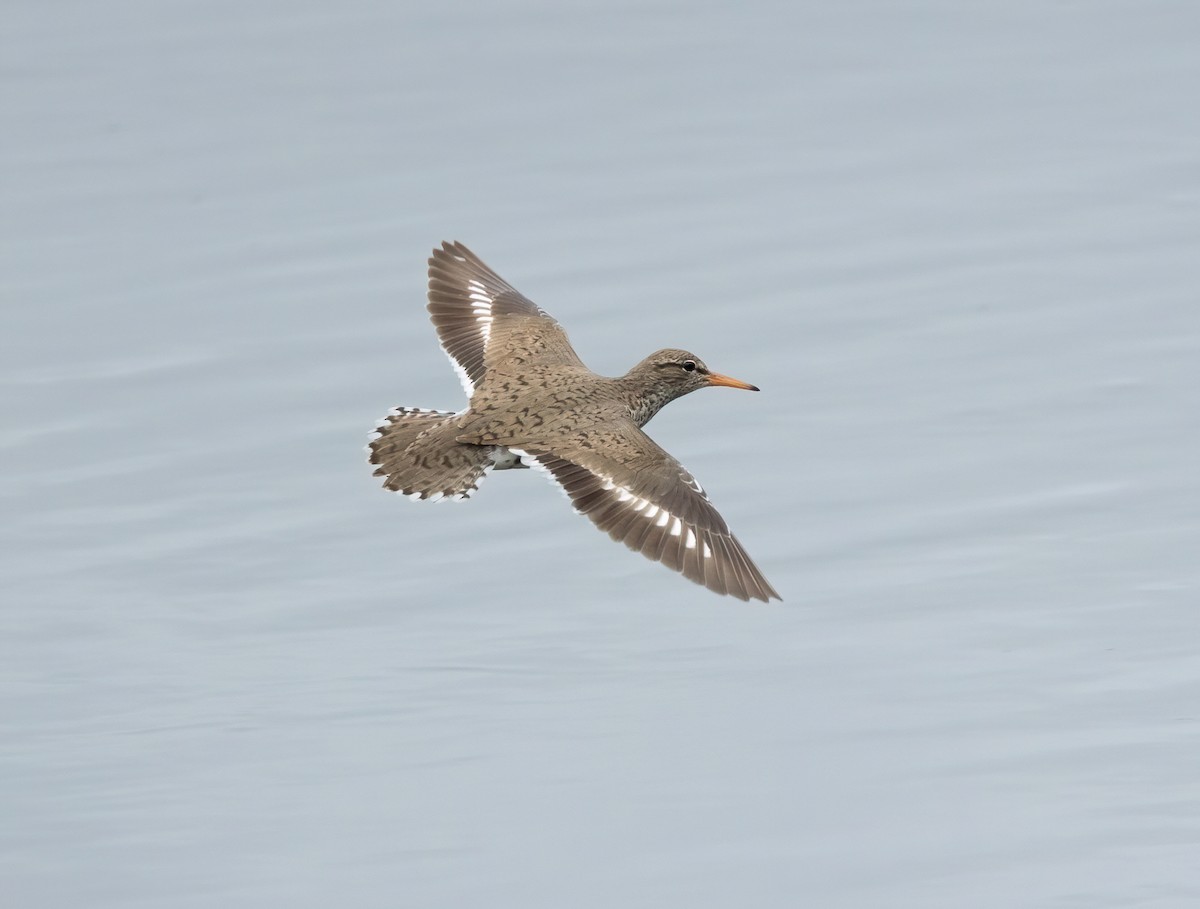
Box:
[368,242,780,601]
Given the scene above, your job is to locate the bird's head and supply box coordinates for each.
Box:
[622,349,759,425]
[636,348,760,395]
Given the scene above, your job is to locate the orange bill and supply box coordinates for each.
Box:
[707,371,759,391]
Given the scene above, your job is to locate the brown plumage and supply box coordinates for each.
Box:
[369,242,780,602]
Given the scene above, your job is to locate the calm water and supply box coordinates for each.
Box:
[3,1,1199,906]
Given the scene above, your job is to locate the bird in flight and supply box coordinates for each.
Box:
[369,242,780,601]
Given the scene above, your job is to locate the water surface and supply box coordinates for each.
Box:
[3,2,1199,906]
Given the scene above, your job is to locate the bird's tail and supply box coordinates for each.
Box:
[368,407,493,501]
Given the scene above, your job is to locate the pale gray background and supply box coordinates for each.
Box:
[3,1,1199,907]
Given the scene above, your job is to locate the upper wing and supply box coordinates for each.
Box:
[427,242,584,397]
[517,421,780,602]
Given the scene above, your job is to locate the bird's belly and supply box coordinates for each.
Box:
[488,447,526,470]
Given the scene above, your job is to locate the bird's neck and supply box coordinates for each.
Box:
[617,368,678,428]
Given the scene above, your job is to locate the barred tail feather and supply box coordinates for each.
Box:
[368,407,491,501]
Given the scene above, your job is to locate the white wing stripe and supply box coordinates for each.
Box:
[444,351,476,397]
[465,280,494,346]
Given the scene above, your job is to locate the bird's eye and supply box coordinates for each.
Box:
[682,360,697,372]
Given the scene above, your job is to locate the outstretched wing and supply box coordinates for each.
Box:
[427,242,584,397]
[516,421,780,602]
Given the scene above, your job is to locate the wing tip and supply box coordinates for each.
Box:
[526,450,781,604]
[429,240,477,269]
